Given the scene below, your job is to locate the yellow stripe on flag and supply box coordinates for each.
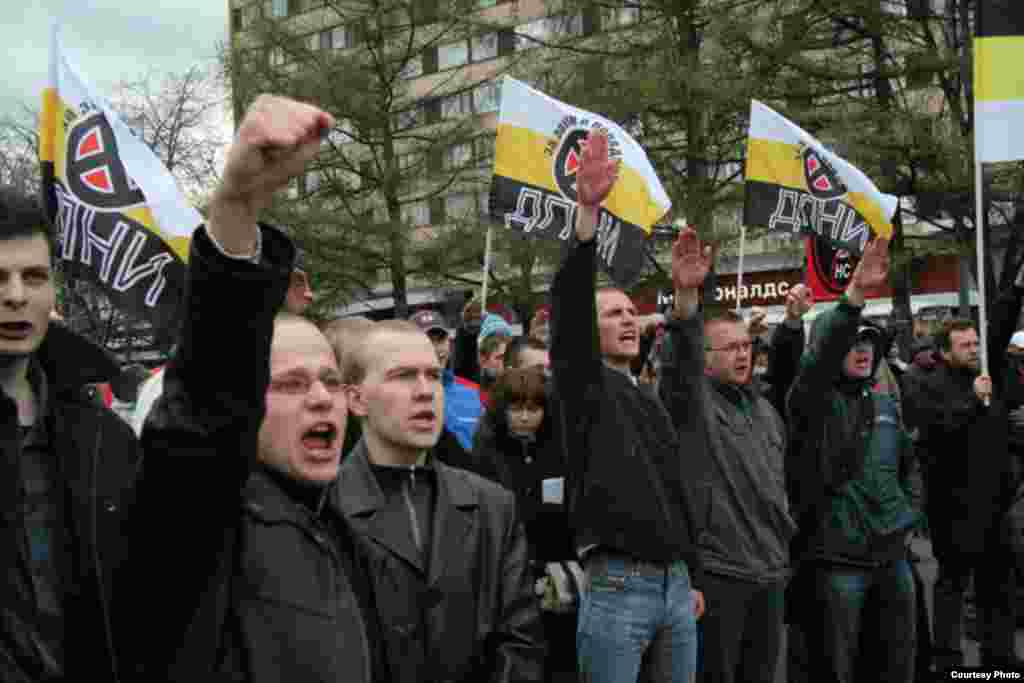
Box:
[975,36,1024,102]
[40,88,59,164]
[745,138,804,189]
[494,123,559,194]
[746,138,893,240]
[495,123,662,232]
[122,207,191,261]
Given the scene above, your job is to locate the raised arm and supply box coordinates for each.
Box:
[764,284,812,418]
[550,130,619,407]
[123,95,333,677]
[788,239,889,419]
[658,227,713,435]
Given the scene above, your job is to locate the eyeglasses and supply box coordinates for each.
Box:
[705,341,753,355]
[268,371,345,396]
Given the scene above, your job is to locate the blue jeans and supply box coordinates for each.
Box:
[577,555,698,683]
[804,559,916,683]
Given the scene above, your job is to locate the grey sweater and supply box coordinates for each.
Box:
[699,379,797,583]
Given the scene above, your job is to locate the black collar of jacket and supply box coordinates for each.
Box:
[339,440,478,516]
[708,377,756,407]
[243,466,335,526]
[337,440,479,578]
[34,322,121,402]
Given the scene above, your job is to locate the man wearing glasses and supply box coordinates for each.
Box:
[120,96,387,682]
[663,305,796,683]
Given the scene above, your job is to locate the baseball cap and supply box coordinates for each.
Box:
[409,310,448,335]
[1011,331,1024,349]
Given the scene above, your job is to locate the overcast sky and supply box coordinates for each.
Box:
[3,1,228,118]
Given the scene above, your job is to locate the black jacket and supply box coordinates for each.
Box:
[471,413,575,566]
[913,284,1024,553]
[118,225,384,683]
[550,240,704,579]
[338,443,546,683]
[764,320,805,421]
[1,324,140,683]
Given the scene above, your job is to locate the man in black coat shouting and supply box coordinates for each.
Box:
[119,96,388,682]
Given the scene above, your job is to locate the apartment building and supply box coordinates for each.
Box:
[227,0,975,326]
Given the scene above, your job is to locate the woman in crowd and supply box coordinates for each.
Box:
[472,366,578,682]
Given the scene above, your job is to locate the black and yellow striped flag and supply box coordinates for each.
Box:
[975,0,1024,163]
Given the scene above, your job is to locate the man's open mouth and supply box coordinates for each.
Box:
[301,423,338,452]
[0,322,33,338]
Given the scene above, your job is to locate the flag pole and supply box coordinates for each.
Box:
[736,224,747,313]
[481,225,494,312]
[974,160,989,378]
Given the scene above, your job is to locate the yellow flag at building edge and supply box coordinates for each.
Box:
[39,23,200,337]
[974,0,1024,163]
[489,76,671,287]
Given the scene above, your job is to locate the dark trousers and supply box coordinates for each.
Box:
[696,574,784,683]
[931,544,1017,667]
[802,559,917,683]
[543,611,578,682]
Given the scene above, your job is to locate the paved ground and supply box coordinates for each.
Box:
[774,535,1024,681]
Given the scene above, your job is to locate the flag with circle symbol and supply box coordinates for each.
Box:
[39,23,200,338]
[489,77,671,287]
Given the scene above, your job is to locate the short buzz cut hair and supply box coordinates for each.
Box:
[703,309,745,332]
[504,336,548,369]
[935,318,977,352]
[342,319,423,386]
[0,186,53,256]
[321,316,376,368]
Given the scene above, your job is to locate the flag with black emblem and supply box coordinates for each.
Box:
[744,100,898,299]
[489,77,671,287]
[39,24,200,337]
[975,0,1024,163]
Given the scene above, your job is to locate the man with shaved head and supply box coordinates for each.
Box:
[337,319,545,683]
[550,129,706,683]
[119,96,387,683]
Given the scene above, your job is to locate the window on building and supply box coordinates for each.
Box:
[473,81,500,113]
[270,47,286,67]
[319,29,332,50]
[399,55,423,79]
[331,24,360,50]
[446,192,478,219]
[442,91,474,118]
[438,41,469,70]
[392,105,423,131]
[304,170,322,194]
[471,33,498,62]
[516,15,583,49]
[446,142,473,169]
[401,200,431,225]
[604,3,640,28]
[271,0,289,18]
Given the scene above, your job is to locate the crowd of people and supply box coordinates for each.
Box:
[1,94,1022,683]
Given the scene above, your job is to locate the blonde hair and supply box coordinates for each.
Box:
[342,319,424,385]
[322,316,376,372]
